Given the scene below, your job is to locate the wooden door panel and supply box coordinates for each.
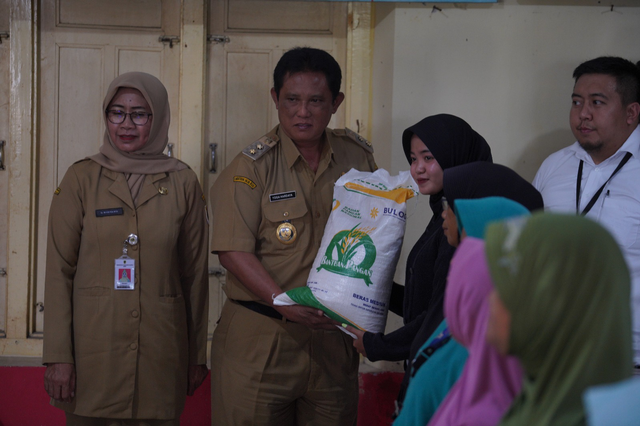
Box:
[224,50,272,162]
[226,0,332,33]
[58,0,163,30]
[57,46,105,177]
[0,0,9,337]
[118,48,164,76]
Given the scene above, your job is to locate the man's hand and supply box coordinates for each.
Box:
[44,363,76,403]
[218,251,339,330]
[345,325,367,358]
[187,364,209,396]
[276,305,339,330]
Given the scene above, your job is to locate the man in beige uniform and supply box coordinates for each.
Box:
[210,47,377,425]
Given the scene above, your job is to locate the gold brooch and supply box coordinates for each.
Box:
[276,222,297,244]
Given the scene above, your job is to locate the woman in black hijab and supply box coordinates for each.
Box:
[348,114,492,398]
[440,162,545,247]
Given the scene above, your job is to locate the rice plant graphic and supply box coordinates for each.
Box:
[317,223,377,286]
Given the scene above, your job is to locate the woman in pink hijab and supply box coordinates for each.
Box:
[428,197,524,426]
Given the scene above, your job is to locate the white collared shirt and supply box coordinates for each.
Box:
[533,125,640,364]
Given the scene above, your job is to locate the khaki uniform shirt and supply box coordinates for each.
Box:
[43,159,209,419]
[210,125,376,300]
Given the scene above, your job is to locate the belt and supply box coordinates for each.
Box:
[234,299,283,320]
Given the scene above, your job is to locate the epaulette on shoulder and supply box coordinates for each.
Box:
[334,128,374,154]
[242,134,279,161]
[73,158,93,165]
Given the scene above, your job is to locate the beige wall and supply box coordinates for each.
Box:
[372,0,640,333]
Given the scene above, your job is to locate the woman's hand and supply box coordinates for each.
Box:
[345,325,367,358]
[187,364,209,396]
[44,363,76,403]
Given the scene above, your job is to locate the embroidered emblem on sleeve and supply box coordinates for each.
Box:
[233,176,257,189]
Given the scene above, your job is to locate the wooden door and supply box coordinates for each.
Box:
[35,0,182,335]
[204,0,348,333]
[0,0,9,338]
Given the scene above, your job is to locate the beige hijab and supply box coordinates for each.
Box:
[90,72,187,204]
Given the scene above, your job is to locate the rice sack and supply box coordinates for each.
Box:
[273,168,417,333]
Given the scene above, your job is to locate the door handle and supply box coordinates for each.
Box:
[0,140,5,170]
[209,143,218,173]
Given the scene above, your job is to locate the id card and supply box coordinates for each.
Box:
[114,257,135,290]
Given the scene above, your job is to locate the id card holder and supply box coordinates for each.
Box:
[115,256,135,290]
[115,234,138,290]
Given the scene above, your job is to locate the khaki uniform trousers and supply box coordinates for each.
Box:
[211,300,359,426]
[65,413,178,426]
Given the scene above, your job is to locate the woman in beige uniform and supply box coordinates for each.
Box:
[42,72,209,426]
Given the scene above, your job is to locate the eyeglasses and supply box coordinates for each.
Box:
[442,197,449,212]
[106,110,152,126]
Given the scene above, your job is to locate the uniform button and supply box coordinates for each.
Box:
[130,343,138,350]
[132,213,136,217]
[283,212,289,217]
[131,310,139,318]
[316,212,321,218]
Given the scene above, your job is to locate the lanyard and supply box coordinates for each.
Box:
[410,327,451,378]
[576,152,632,215]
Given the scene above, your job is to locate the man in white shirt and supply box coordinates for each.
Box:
[533,56,640,368]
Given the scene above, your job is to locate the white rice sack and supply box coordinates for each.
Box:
[274,168,417,333]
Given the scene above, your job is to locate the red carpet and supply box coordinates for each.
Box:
[0,367,210,426]
[0,367,402,426]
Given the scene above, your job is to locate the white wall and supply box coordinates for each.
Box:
[372,0,640,333]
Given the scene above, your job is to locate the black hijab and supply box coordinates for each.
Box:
[442,162,544,212]
[391,115,493,405]
[402,114,493,216]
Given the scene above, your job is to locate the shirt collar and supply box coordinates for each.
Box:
[277,125,335,170]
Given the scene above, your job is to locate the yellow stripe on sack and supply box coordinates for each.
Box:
[344,182,416,204]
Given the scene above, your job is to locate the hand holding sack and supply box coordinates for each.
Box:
[274,168,417,333]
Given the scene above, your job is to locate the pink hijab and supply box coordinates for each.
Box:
[428,237,523,426]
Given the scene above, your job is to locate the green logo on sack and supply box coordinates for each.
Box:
[317,224,377,286]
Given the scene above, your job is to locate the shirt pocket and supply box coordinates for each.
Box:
[602,192,640,249]
[262,197,309,249]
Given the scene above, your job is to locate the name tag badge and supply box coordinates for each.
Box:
[269,191,296,202]
[114,257,135,290]
[96,208,124,217]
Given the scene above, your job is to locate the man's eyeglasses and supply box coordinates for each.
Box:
[106,110,152,126]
